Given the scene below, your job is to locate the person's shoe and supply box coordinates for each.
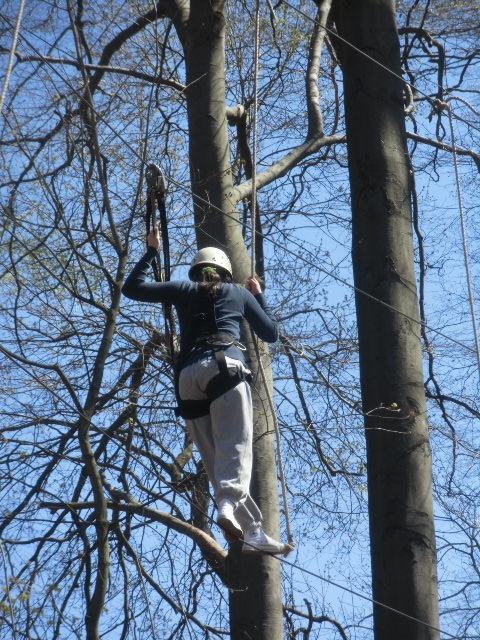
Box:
[217,499,243,540]
[242,527,286,555]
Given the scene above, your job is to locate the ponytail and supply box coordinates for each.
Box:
[194,266,223,298]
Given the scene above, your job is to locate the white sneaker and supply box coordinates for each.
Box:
[217,499,243,539]
[242,527,285,555]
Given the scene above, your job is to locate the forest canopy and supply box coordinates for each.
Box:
[0,1,479,638]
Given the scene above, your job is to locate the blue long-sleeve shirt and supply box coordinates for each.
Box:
[122,248,279,364]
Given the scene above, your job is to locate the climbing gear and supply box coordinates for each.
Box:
[145,163,167,282]
[188,246,233,279]
[250,0,261,277]
[144,163,176,362]
[217,498,243,540]
[174,336,252,420]
[243,2,295,552]
[142,144,295,551]
[173,272,250,419]
[251,336,295,553]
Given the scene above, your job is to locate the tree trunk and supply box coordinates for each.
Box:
[180,2,284,637]
[332,1,440,638]
[182,0,245,259]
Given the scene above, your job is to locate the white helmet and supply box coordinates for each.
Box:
[189,246,232,279]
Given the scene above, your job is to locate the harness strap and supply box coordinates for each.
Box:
[174,342,251,420]
[175,370,250,420]
[145,163,176,363]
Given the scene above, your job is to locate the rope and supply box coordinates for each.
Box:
[440,99,480,381]
[250,0,261,277]
[248,1,295,552]
[5,338,450,639]
[145,171,162,282]
[156,170,476,356]
[251,334,295,550]
[16,13,476,362]
[278,556,459,640]
[0,0,26,116]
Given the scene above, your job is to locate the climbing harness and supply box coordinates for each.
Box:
[174,340,252,420]
[173,296,252,420]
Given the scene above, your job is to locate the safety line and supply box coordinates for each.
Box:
[1,63,476,362]
[5,5,477,365]
[281,0,445,112]
[251,327,295,548]
[248,0,295,550]
[6,404,457,640]
[278,555,459,640]
[0,344,464,639]
[164,172,479,358]
[250,0,261,277]
[278,1,480,377]
[0,0,26,116]
[443,100,480,381]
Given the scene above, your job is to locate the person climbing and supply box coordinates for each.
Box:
[122,228,286,555]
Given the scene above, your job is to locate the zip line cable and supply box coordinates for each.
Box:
[0,0,25,117]
[164,171,478,358]
[109,421,458,640]
[278,556,459,640]
[4,9,477,365]
[281,0,451,112]
[134,156,480,363]
[2,338,451,637]
[87,94,474,365]
[280,0,480,381]
[1,335,457,638]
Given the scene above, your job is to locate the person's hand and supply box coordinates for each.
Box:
[147,227,160,251]
[245,277,262,295]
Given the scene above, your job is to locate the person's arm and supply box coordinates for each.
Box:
[122,229,183,303]
[244,278,279,343]
[121,246,162,302]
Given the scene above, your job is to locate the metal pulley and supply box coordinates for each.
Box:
[145,163,166,193]
[143,162,176,359]
[145,164,166,232]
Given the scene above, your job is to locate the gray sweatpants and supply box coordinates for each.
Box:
[178,354,263,533]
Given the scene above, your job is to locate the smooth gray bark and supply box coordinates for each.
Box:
[333,1,440,638]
